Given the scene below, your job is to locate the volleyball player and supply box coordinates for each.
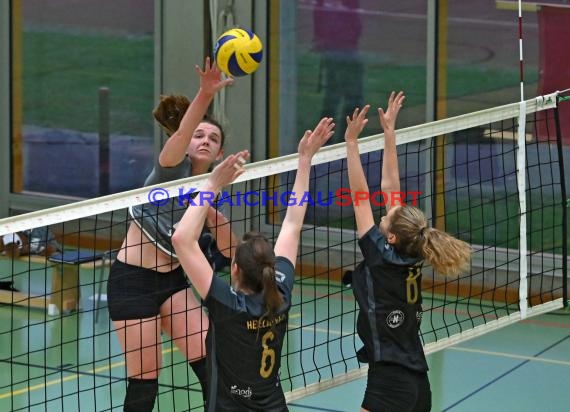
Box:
[172,117,334,411]
[344,92,471,412]
[107,57,235,411]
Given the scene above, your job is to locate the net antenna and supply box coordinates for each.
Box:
[518,0,525,103]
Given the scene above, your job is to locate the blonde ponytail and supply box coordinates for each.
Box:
[421,227,471,276]
[390,206,471,276]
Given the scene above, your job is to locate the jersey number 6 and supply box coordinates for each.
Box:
[406,266,421,304]
[260,330,276,378]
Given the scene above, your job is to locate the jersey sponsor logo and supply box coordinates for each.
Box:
[230,385,252,399]
[386,309,405,328]
[275,270,286,283]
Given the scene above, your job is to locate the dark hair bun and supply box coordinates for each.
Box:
[153,95,190,136]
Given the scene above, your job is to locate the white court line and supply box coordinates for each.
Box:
[448,346,570,367]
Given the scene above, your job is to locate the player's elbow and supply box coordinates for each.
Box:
[172,234,199,260]
[171,231,187,251]
[158,152,180,168]
[158,142,184,168]
[381,180,399,194]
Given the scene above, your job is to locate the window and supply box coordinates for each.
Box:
[12,0,155,198]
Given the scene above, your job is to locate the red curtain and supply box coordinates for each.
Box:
[537,6,570,143]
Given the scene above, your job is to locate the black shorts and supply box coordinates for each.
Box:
[107,260,189,320]
[362,363,431,412]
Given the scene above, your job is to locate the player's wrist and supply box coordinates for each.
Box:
[298,155,312,168]
[197,87,216,101]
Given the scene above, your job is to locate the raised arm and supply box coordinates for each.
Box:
[345,105,375,238]
[205,206,238,259]
[273,118,334,265]
[159,57,233,167]
[379,91,405,212]
[172,151,249,299]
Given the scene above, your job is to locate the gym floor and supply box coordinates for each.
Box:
[288,309,570,411]
[1,263,569,412]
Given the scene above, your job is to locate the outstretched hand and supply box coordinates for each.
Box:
[298,117,335,158]
[378,91,405,133]
[196,57,234,96]
[207,150,250,189]
[345,105,370,143]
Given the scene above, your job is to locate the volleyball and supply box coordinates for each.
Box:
[214,28,263,77]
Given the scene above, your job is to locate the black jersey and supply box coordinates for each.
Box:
[352,225,428,373]
[203,256,294,412]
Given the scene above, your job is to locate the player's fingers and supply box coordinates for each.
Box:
[359,105,370,119]
[232,153,247,171]
[352,107,360,119]
[399,92,406,106]
[239,150,250,161]
[314,118,329,135]
[222,77,234,87]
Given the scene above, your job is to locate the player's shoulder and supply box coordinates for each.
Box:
[275,255,294,271]
[275,256,294,285]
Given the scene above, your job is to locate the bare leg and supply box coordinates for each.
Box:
[161,288,209,404]
[113,316,162,379]
[113,317,162,411]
